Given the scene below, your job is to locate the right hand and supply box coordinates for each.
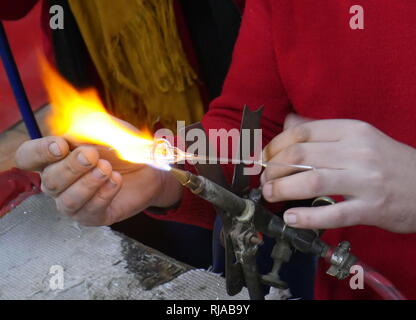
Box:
[15,136,183,226]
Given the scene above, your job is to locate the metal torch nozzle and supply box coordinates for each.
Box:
[169,167,250,219]
[169,167,204,193]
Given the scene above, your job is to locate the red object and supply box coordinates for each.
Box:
[0,168,41,217]
[356,260,406,300]
[0,0,38,20]
[323,247,406,300]
[0,0,47,133]
[150,0,416,299]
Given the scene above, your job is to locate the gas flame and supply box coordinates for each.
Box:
[40,56,172,169]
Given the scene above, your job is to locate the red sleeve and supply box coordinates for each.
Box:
[147,0,292,229]
[0,0,39,20]
[0,168,41,218]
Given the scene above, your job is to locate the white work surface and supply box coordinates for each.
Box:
[0,194,253,300]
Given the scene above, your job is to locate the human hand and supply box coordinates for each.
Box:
[261,114,416,233]
[15,129,182,226]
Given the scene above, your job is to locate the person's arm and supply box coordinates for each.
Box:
[149,0,292,229]
[0,0,39,20]
[14,0,289,229]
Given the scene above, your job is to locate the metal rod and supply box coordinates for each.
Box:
[0,21,42,139]
[240,253,265,300]
[170,167,247,217]
[189,155,315,171]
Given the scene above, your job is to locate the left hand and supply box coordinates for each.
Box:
[261,113,416,233]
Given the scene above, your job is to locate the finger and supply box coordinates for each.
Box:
[15,136,69,171]
[282,199,363,229]
[283,113,313,130]
[41,146,99,196]
[73,171,122,226]
[261,142,347,182]
[263,119,362,161]
[262,169,359,202]
[55,159,112,216]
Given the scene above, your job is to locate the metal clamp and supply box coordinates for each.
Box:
[326,241,357,280]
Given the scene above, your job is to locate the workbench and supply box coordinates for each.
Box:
[0,194,250,300]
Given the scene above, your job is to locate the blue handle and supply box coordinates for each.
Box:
[0,21,42,139]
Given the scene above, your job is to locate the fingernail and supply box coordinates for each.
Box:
[284,213,297,225]
[92,167,106,179]
[108,178,118,188]
[48,142,62,157]
[262,182,272,199]
[77,152,90,166]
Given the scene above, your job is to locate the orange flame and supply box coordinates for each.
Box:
[40,56,165,166]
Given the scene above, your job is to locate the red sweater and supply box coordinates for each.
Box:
[153,0,416,300]
[0,0,38,20]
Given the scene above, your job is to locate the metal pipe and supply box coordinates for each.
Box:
[322,247,406,300]
[240,253,265,300]
[170,167,327,255]
[169,162,406,300]
[170,167,247,217]
[0,21,42,139]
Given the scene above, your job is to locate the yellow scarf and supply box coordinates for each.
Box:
[68,0,204,131]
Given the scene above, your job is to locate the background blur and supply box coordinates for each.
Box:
[0,1,49,171]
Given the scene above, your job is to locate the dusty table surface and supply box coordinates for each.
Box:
[0,194,250,300]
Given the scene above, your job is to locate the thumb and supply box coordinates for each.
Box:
[284,113,314,130]
[15,136,69,171]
